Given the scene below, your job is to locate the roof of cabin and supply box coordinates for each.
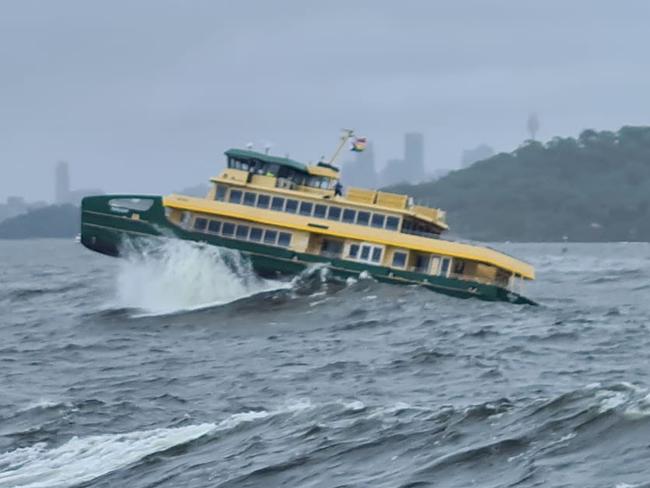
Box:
[225,148,308,173]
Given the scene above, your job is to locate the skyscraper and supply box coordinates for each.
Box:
[55,161,70,203]
[404,132,425,182]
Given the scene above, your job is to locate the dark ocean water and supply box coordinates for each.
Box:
[1,239,650,488]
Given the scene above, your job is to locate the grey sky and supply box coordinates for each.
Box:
[1,0,649,201]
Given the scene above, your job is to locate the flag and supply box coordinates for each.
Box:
[350,137,367,152]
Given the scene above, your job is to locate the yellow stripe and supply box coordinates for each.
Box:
[163,194,535,280]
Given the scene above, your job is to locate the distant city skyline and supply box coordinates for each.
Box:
[3,2,650,201]
[54,161,104,205]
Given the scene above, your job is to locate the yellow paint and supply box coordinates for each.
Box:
[307,165,339,178]
[210,172,447,229]
[163,194,535,279]
[376,191,408,209]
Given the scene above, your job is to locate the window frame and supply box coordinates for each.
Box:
[356,211,370,226]
[285,199,299,214]
[371,213,386,228]
[208,220,221,234]
[392,251,407,268]
[243,192,257,207]
[228,190,242,204]
[299,201,313,216]
[221,222,235,237]
[342,208,356,224]
[271,196,285,211]
[263,229,278,245]
[256,194,270,209]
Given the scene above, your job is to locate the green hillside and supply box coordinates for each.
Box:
[390,126,650,242]
[0,205,79,239]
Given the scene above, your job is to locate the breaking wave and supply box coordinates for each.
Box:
[112,240,289,315]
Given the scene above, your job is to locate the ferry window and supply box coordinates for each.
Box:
[320,239,343,257]
[440,257,450,276]
[264,230,277,244]
[371,247,382,263]
[222,222,235,236]
[249,227,263,242]
[454,260,466,275]
[327,206,341,221]
[299,201,313,216]
[194,218,207,231]
[356,211,370,226]
[371,214,385,228]
[360,245,371,261]
[243,192,257,206]
[342,208,356,223]
[285,199,298,214]
[229,190,242,204]
[349,244,359,258]
[314,204,327,218]
[278,232,292,247]
[236,224,250,239]
[386,216,400,231]
[208,220,221,234]
[215,185,227,201]
[271,197,285,211]
[392,251,407,267]
[257,194,270,209]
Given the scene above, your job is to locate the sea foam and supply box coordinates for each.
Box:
[113,239,287,315]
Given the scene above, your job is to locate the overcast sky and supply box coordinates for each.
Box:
[1,0,649,202]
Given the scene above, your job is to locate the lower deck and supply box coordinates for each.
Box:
[80,195,535,305]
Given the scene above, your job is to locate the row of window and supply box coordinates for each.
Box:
[193,217,292,248]
[216,185,401,231]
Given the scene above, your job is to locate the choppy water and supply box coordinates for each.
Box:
[1,239,650,488]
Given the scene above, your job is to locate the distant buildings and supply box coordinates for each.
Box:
[461,144,495,168]
[54,161,103,205]
[55,161,70,204]
[0,196,47,223]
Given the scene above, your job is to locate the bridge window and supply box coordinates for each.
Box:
[285,199,298,214]
[257,194,270,209]
[371,214,385,228]
[327,206,342,221]
[243,192,257,206]
[222,222,235,237]
[194,218,207,231]
[249,227,263,242]
[314,204,327,218]
[229,190,242,204]
[356,211,370,226]
[208,220,221,233]
[299,201,313,216]
[342,208,356,223]
[271,197,285,211]
[278,232,292,247]
[386,216,400,231]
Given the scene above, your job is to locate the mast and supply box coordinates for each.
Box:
[328,129,355,165]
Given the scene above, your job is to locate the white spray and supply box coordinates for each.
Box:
[113,239,287,315]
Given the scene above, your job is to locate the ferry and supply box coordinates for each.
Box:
[80,132,536,304]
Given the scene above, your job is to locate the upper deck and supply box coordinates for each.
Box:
[212,148,448,236]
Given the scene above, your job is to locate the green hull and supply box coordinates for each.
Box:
[80,195,536,305]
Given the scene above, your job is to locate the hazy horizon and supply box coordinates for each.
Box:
[2,1,650,202]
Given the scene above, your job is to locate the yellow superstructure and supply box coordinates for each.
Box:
[160,147,535,294]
